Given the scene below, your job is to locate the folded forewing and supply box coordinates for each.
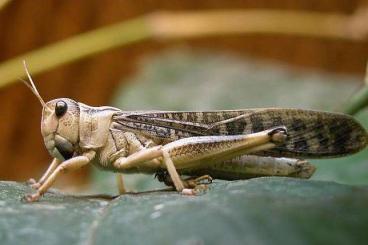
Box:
[112,108,367,158]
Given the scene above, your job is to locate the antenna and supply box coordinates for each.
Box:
[21,60,52,112]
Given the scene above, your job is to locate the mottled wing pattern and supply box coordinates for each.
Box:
[112,109,367,158]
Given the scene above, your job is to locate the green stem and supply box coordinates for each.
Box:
[344,85,368,115]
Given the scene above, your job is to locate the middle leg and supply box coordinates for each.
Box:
[116,173,126,194]
[155,170,212,189]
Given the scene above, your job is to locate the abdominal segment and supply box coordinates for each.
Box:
[181,155,316,180]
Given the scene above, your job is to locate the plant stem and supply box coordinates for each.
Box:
[344,63,368,115]
[0,17,151,88]
[148,10,352,39]
[0,9,365,88]
[344,85,368,115]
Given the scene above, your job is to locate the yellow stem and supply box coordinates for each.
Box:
[0,0,11,10]
[0,17,151,88]
[148,10,352,39]
[0,9,365,88]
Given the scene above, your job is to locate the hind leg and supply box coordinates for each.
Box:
[114,126,287,195]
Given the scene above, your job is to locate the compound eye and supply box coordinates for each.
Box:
[55,100,68,117]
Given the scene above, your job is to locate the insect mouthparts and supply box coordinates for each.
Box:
[54,135,74,160]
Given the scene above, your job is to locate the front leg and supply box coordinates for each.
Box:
[24,151,95,202]
[113,126,287,195]
[27,158,61,189]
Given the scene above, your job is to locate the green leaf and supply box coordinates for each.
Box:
[1,179,368,245]
[0,181,109,245]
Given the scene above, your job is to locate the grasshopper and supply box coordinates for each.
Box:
[21,62,367,202]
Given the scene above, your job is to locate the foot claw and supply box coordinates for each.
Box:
[184,175,213,188]
[181,184,208,196]
[196,175,212,184]
[26,178,37,185]
[26,179,41,190]
[21,193,40,203]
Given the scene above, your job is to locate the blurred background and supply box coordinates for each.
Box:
[0,0,367,194]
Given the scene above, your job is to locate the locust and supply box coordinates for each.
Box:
[21,62,367,202]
